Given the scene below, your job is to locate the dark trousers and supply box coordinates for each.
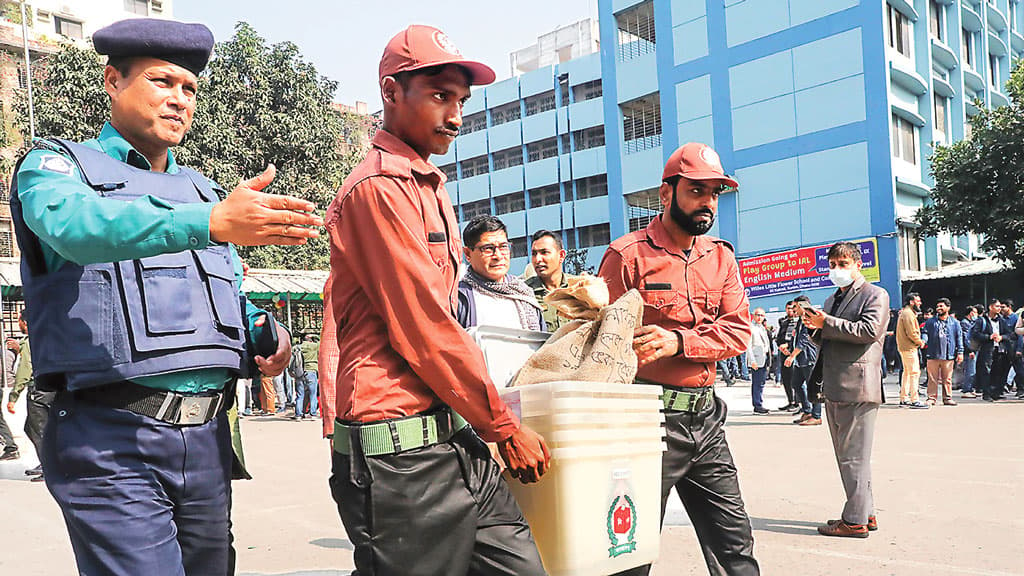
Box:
[750,367,767,409]
[42,391,233,576]
[791,364,822,419]
[977,349,1011,399]
[780,365,795,405]
[329,428,546,576]
[0,396,15,453]
[25,386,55,460]
[613,396,759,576]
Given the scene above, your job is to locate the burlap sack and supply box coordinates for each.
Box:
[511,289,643,386]
[545,275,610,322]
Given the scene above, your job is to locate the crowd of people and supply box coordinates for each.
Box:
[735,291,1024,418]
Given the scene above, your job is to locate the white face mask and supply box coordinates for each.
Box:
[829,267,855,288]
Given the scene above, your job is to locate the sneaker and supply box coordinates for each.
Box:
[0,450,20,461]
[753,407,770,415]
[799,417,823,426]
[24,465,42,476]
[788,404,803,413]
[909,401,929,409]
[30,474,45,483]
[943,399,958,406]
[961,391,977,399]
[899,400,910,407]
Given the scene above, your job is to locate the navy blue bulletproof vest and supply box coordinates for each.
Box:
[10,139,248,391]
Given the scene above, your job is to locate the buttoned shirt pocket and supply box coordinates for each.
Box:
[639,287,685,326]
[426,231,449,273]
[702,290,723,317]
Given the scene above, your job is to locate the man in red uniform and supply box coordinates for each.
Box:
[322,26,550,576]
[601,143,759,575]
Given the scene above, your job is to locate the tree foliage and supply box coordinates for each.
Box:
[918,61,1024,272]
[12,22,368,270]
[564,248,595,275]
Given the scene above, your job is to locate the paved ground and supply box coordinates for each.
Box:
[1,375,1021,576]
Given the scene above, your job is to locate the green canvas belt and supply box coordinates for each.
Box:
[333,410,470,457]
[661,386,714,413]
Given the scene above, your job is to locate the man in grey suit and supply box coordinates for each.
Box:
[801,241,889,538]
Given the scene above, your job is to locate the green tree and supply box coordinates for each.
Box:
[12,22,367,270]
[918,62,1024,271]
[564,248,595,275]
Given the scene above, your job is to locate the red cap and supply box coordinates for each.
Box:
[662,143,738,189]
[379,25,496,86]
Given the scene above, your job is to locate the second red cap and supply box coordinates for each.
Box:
[662,143,739,189]
[379,25,496,86]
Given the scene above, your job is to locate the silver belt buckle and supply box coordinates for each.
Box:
[176,395,217,425]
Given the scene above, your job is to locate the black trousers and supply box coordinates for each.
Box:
[780,365,795,405]
[329,428,546,576]
[0,395,15,453]
[25,386,55,460]
[613,396,759,576]
[978,350,1012,398]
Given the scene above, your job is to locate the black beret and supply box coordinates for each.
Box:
[93,18,214,76]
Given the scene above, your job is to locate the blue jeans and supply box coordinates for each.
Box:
[750,367,767,409]
[792,364,822,418]
[295,371,319,417]
[962,353,977,392]
[738,355,749,379]
[772,352,783,381]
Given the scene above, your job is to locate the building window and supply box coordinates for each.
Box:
[0,181,9,202]
[621,93,662,154]
[494,192,526,215]
[625,188,661,232]
[492,147,524,171]
[491,102,521,126]
[510,236,528,259]
[54,16,84,39]
[898,225,923,271]
[525,91,556,116]
[576,175,608,200]
[885,5,912,58]
[527,138,558,162]
[559,77,570,107]
[439,163,457,182]
[460,155,489,178]
[563,229,578,250]
[929,0,943,42]
[124,0,149,15]
[573,126,605,151]
[578,223,611,248]
[989,53,1000,89]
[560,133,571,153]
[964,116,974,140]
[962,29,974,68]
[529,184,561,208]
[933,94,947,138]
[0,222,13,258]
[462,199,491,220]
[891,113,917,165]
[616,1,656,61]
[461,112,487,135]
[572,80,603,103]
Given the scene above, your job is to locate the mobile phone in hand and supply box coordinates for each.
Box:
[253,311,279,358]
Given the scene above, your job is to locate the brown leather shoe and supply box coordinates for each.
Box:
[793,412,812,424]
[799,417,822,426]
[818,519,869,538]
[829,515,877,531]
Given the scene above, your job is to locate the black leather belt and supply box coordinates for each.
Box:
[75,381,227,426]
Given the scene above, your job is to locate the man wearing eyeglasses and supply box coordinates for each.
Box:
[457,215,545,332]
[601,142,759,575]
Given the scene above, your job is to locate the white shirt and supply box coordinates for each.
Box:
[474,290,526,330]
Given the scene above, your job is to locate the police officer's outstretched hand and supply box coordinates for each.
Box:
[498,425,551,484]
[210,164,325,246]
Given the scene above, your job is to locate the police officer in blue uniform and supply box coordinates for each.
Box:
[9,18,322,576]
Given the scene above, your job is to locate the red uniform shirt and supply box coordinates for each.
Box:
[321,130,519,443]
[598,217,752,388]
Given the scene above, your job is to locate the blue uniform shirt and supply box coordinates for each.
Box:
[16,122,267,393]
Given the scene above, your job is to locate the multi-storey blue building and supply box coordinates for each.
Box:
[440,0,1023,310]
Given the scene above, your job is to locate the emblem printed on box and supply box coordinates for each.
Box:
[607,469,638,558]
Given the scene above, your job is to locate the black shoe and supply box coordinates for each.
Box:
[0,450,20,461]
[30,474,45,483]
[24,465,42,476]
[753,407,770,415]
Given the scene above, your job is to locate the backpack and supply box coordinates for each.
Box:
[287,345,305,379]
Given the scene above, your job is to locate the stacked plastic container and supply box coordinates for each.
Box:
[470,326,667,576]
